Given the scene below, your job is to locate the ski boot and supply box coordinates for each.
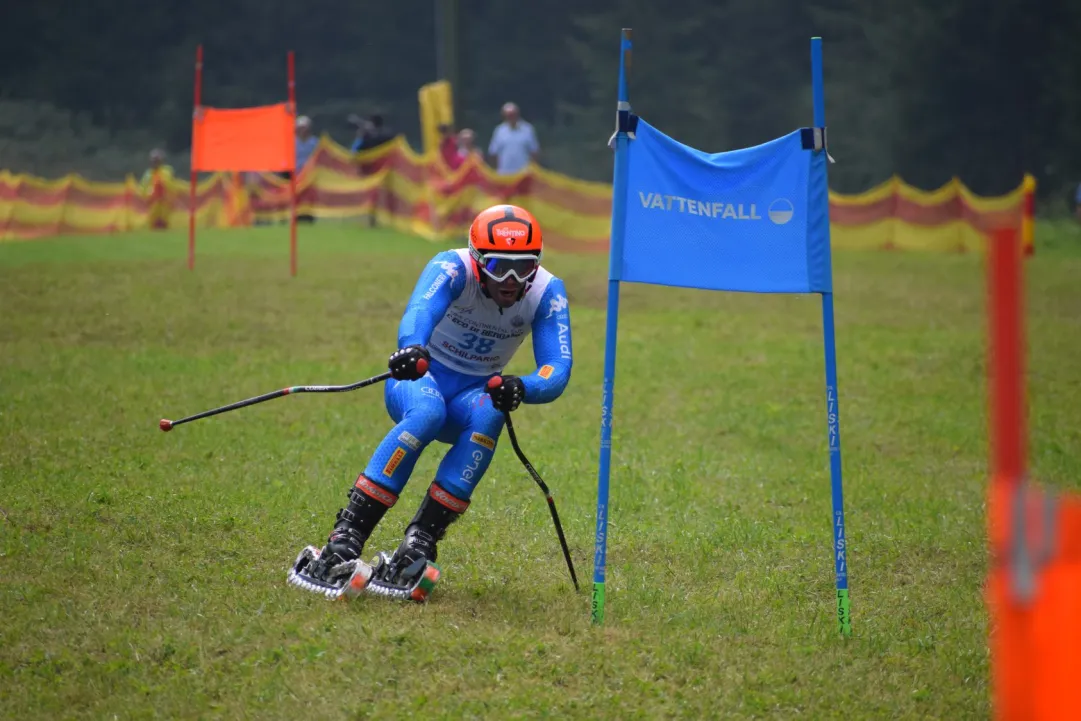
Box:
[287,474,397,600]
[367,483,469,603]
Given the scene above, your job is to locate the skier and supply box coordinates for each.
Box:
[289,204,573,600]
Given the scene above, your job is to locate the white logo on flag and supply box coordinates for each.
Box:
[768,199,794,225]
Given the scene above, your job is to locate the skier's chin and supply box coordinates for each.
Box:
[489,279,522,307]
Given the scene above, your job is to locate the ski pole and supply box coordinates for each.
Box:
[498,399,580,592]
[159,370,396,431]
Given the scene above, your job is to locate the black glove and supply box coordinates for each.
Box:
[486,375,525,413]
[388,345,430,381]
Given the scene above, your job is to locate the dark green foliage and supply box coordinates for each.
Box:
[1,1,1079,202]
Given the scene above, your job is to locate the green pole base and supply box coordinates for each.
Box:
[837,588,852,637]
[591,582,606,625]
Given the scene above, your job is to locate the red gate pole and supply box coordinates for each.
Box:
[988,225,1026,487]
[987,225,1030,721]
[189,44,203,271]
[287,50,298,277]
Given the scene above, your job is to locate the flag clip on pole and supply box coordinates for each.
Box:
[811,37,852,638]
[592,28,633,626]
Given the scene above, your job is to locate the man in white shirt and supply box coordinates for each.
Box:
[295,115,319,172]
[487,102,539,175]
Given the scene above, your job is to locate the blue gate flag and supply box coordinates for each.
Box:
[620,118,832,295]
[592,32,851,637]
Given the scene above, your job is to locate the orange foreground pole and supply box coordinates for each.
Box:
[987,225,1081,721]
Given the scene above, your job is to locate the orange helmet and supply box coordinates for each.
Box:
[468,205,544,283]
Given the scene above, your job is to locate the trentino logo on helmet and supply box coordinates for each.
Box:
[494,227,527,239]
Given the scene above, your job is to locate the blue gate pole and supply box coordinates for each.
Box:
[811,37,852,637]
[592,28,633,626]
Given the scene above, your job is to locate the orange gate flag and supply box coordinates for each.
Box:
[986,226,1081,721]
[191,103,296,172]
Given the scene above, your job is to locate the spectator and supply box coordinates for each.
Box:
[438,123,463,170]
[487,102,539,175]
[349,113,397,229]
[287,116,318,224]
[141,149,175,229]
[1075,181,1081,223]
[350,114,395,153]
[140,148,174,191]
[295,115,319,173]
[457,128,478,161]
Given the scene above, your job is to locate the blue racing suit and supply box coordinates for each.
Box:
[361,248,573,503]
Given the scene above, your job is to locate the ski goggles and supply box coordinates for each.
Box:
[477,252,540,282]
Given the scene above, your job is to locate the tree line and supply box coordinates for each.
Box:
[1,0,1078,204]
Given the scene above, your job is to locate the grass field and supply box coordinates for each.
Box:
[2,222,1080,719]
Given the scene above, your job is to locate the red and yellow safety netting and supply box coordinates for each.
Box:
[0,168,249,240]
[831,174,1036,254]
[0,134,1036,254]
